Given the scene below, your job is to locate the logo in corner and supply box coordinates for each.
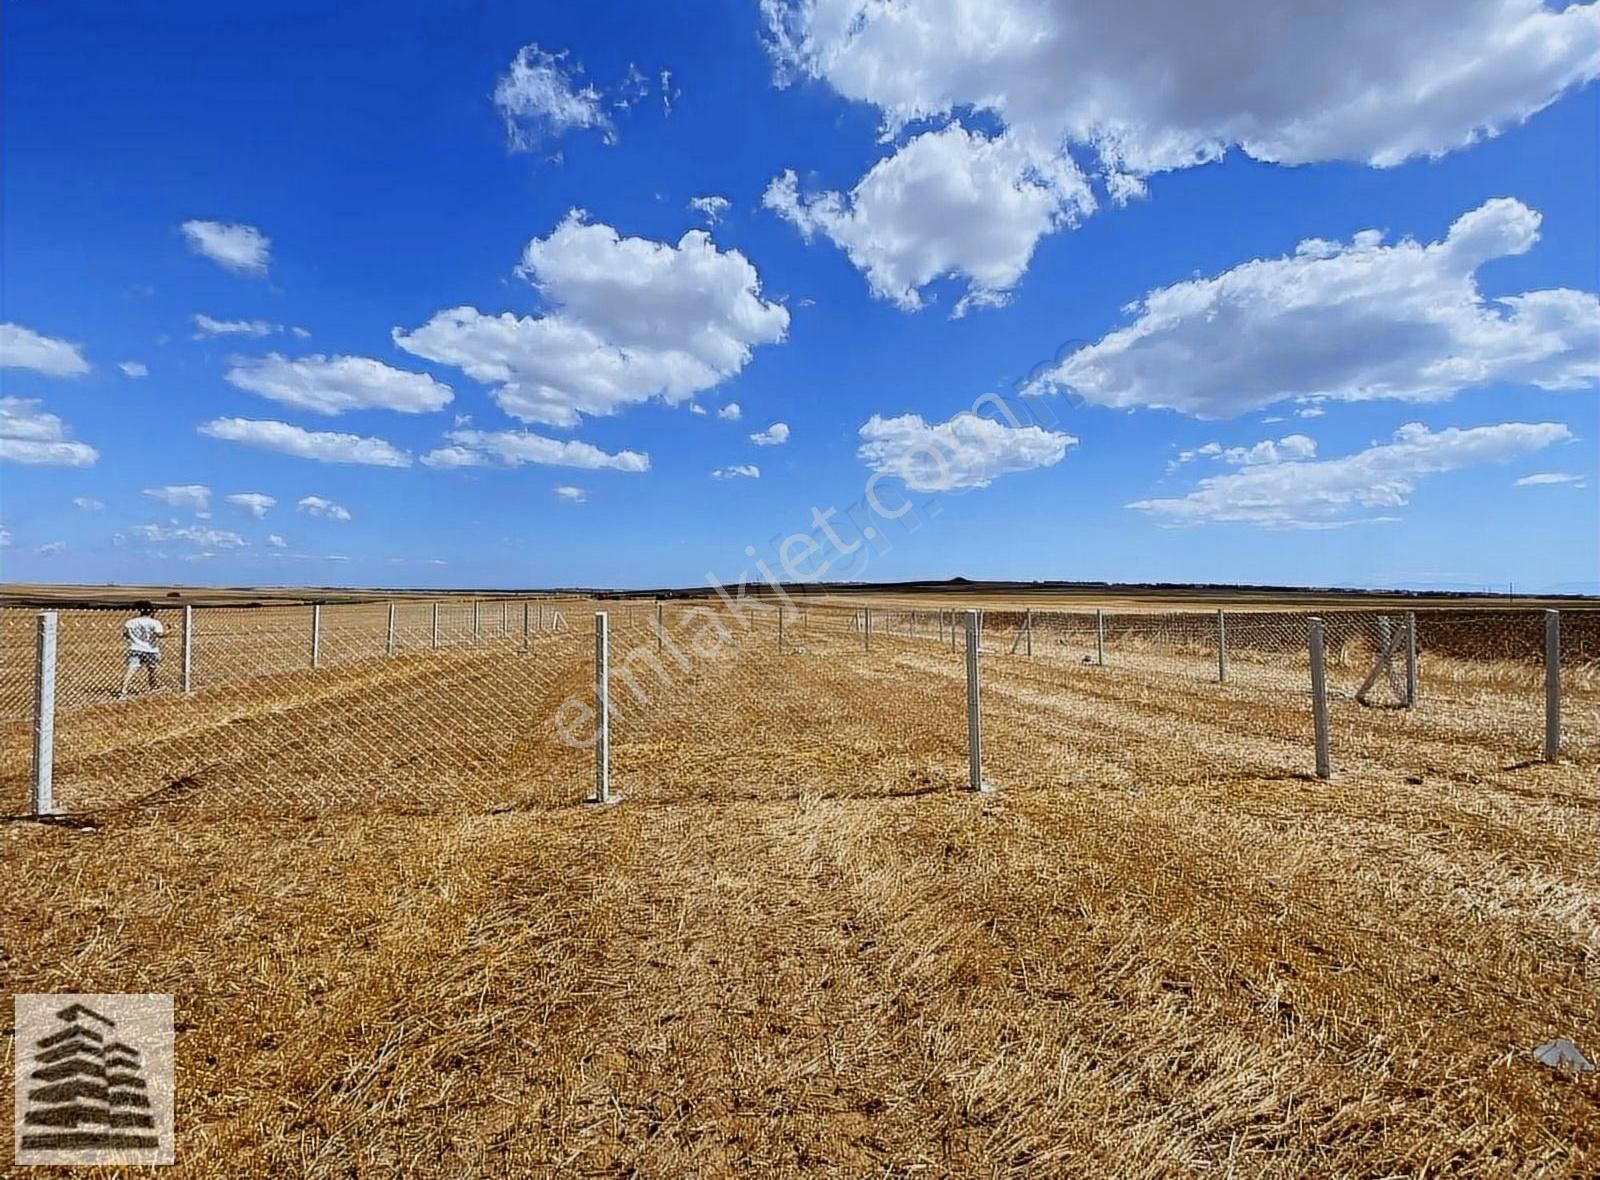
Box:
[13,993,175,1166]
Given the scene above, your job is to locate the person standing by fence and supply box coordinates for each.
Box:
[119,601,166,699]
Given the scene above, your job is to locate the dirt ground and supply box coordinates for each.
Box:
[3,600,1598,1176]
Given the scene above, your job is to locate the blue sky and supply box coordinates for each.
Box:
[2,0,1597,592]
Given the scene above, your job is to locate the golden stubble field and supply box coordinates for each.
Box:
[2,596,1598,1176]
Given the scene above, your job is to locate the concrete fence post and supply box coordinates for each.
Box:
[1309,617,1331,779]
[182,604,194,693]
[656,601,664,654]
[1096,609,1105,666]
[1026,609,1033,658]
[501,601,508,636]
[591,611,614,805]
[778,608,785,652]
[31,612,58,815]
[431,603,440,650]
[1216,609,1227,684]
[473,601,481,641]
[522,601,531,650]
[966,610,991,792]
[311,604,322,669]
[1544,609,1561,761]
[1405,611,1418,707]
[386,602,397,657]
[865,608,872,653]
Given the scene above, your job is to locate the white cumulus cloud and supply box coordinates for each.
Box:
[764,0,1600,297]
[1029,198,1599,417]
[712,464,761,480]
[297,495,352,521]
[0,323,90,377]
[764,124,1092,314]
[689,195,732,225]
[394,211,788,426]
[553,485,587,502]
[35,540,66,556]
[119,360,148,378]
[1133,421,1572,528]
[144,484,212,513]
[266,533,287,548]
[750,421,790,446]
[494,44,612,150]
[198,417,411,467]
[0,397,99,466]
[225,353,453,415]
[717,402,742,421]
[181,219,271,276]
[421,428,649,473]
[225,492,277,518]
[72,497,104,511]
[857,410,1077,491]
[768,0,1600,175]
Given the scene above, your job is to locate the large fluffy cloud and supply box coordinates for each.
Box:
[198,417,411,467]
[1133,421,1572,528]
[421,429,649,473]
[226,353,453,415]
[0,323,90,377]
[768,0,1600,175]
[857,410,1076,491]
[394,212,788,426]
[181,219,271,276]
[1027,198,1599,417]
[0,397,98,466]
[765,124,1092,313]
[764,0,1600,303]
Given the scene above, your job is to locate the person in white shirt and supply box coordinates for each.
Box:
[119,601,166,699]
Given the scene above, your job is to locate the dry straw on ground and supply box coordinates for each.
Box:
[2,597,1597,1176]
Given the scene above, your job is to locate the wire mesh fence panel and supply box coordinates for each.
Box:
[606,602,969,805]
[7,600,1600,818]
[3,602,594,816]
[0,607,38,724]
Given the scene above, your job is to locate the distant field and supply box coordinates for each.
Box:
[2,590,1597,1174]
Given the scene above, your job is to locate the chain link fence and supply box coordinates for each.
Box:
[3,599,1596,819]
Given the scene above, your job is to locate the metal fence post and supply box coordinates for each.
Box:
[778,608,785,652]
[523,601,531,651]
[311,604,322,669]
[656,601,663,654]
[966,610,991,792]
[182,604,194,693]
[431,602,440,650]
[1026,609,1032,657]
[1309,617,1331,779]
[386,602,397,657]
[1096,609,1105,666]
[1545,609,1561,761]
[591,611,614,804]
[501,601,508,636]
[31,612,58,815]
[473,600,481,641]
[1216,609,1227,684]
[1405,611,1418,707]
[865,608,872,653]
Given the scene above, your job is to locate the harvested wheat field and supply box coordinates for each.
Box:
[3,598,1599,1176]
